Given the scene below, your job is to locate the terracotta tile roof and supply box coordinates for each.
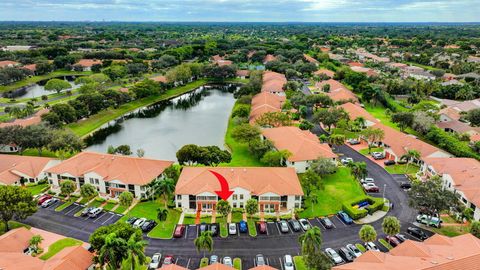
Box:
[350,66,378,77]
[76,59,102,67]
[261,71,287,94]
[46,151,173,186]
[263,54,277,63]
[199,263,236,270]
[23,64,37,72]
[175,167,303,196]
[423,157,480,206]
[439,107,462,121]
[151,75,168,83]
[339,102,378,123]
[42,245,93,270]
[0,108,49,129]
[437,120,480,134]
[215,59,233,67]
[160,264,189,270]
[348,61,364,67]
[471,134,480,142]
[118,87,129,93]
[303,54,319,64]
[372,123,449,159]
[262,126,337,162]
[0,154,55,185]
[211,55,224,62]
[0,60,20,68]
[334,233,480,270]
[236,70,249,77]
[387,62,408,69]
[249,266,278,270]
[314,79,358,103]
[314,69,335,78]
[0,227,32,252]
[249,92,286,124]
[0,253,45,270]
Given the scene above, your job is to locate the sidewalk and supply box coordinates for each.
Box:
[355,210,388,224]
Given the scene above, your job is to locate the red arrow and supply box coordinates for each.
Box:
[209,170,234,201]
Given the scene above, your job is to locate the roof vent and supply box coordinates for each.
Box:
[446,256,454,260]
[243,168,247,173]
[430,261,438,265]
[111,157,115,160]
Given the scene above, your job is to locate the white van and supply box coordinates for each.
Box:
[88,207,102,218]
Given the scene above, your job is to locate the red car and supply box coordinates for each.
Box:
[173,225,185,238]
[385,235,401,247]
[163,255,174,265]
[37,194,52,205]
[363,183,380,193]
[258,221,267,234]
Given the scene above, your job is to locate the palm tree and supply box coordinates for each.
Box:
[157,208,168,229]
[298,227,323,255]
[359,225,377,245]
[382,216,401,245]
[328,134,345,151]
[98,233,128,270]
[29,235,43,253]
[347,162,367,180]
[151,178,175,208]
[310,195,318,213]
[401,149,420,173]
[354,117,367,130]
[194,231,214,258]
[120,234,147,270]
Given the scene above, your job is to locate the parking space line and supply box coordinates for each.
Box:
[64,205,81,215]
[279,257,284,270]
[184,226,188,239]
[101,213,116,225]
[266,258,269,266]
[316,218,327,230]
[92,212,107,223]
[265,223,269,235]
[237,224,240,236]
[335,215,347,227]
[276,223,281,234]
[186,258,190,269]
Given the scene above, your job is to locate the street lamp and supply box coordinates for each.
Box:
[383,184,387,203]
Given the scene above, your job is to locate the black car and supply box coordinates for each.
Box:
[210,224,219,236]
[407,227,428,240]
[338,247,355,263]
[400,182,412,189]
[141,220,157,232]
[384,160,395,166]
[126,216,138,225]
[288,219,301,232]
[320,217,334,229]
[199,223,208,233]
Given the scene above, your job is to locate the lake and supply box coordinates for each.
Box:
[85,85,237,161]
[2,76,82,99]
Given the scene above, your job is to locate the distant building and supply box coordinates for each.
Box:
[74,59,102,71]
[261,71,287,96]
[0,60,20,69]
[314,79,358,103]
[249,92,286,125]
[0,154,59,185]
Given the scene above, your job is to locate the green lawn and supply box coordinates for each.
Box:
[222,101,264,167]
[113,205,128,214]
[103,201,118,211]
[293,256,307,270]
[55,201,73,212]
[148,209,181,239]
[331,128,358,139]
[356,243,366,252]
[200,258,209,268]
[87,199,103,208]
[0,221,30,235]
[299,167,365,218]
[431,224,470,237]
[233,258,242,270]
[79,197,91,204]
[26,183,49,195]
[379,239,394,250]
[358,147,383,156]
[220,222,228,238]
[39,238,82,260]
[231,211,244,223]
[384,163,420,175]
[247,219,257,237]
[183,216,211,225]
[67,79,208,137]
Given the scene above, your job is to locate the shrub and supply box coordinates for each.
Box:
[95,197,106,203]
[342,196,384,220]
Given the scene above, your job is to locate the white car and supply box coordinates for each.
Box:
[299,219,311,230]
[133,217,147,228]
[228,223,237,235]
[366,242,380,251]
[325,248,344,265]
[371,152,384,160]
[284,255,295,270]
[41,198,58,208]
[346,244,362,258]
[223,257,233,267]
[149,253,161,269]
[360,177,375,184]
[341,157,354,164]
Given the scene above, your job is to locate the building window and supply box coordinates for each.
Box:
[239,194,244,200]
[177,195,181,200]
[233,203,237,208]
[178,202,182,208]
[295,203,300,208]
[232,194,238,200]
[295,196,300,201]
[140,186,145,191]
[240,202,244,208]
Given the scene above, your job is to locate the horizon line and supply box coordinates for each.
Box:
[0,20,479,24]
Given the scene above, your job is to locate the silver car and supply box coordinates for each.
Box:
[279,220,289,233]
[325,248,344,265]
[149,253,161,269]
[223,257,233,267]
[346,244,362,258]
[284,255,294,270]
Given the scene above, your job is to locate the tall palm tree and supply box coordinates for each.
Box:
[310,195,318,214]
[298,227,323,255]
[120,234,148,270]
[97,233,128,270]
[194,231,214,258]
[29,235,43,253]
[354,117,367,130]
[157,208,168,229]
[151,178,175,208]
[401,149,420,173]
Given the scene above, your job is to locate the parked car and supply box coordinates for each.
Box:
[384,160,396,166]
[141,220,157,232]
[360,177,375,184]
[163,255,174,265]
[416,214,442,228]
[337,211,353,225]
[133,217,147,228]
[256,254,266,266]
[239,221,248,233]
[41,198,58,208]
[173,225,185,238]
[371,152,384,160]
[289,219,301,232]
[228,223,237,235]
[363,183,380,192]
[346,244,362,258]
[341,157,354,164]
[279,220,289,233]
[284,255,294,270]
[366,242,380,251]
[347,139,360,145]
[320,217,334,229]
[325,248,344,265]
[223,257,233,267]
[400,181,412,189]
[395,233,407,242]
[299,219,311,230]
[210,224,218,236]
[88,207,102,218]
[385,235,401,247]
[200,222,208,233]
[37,194,52,205]
[258,222,267,234]
[338,247,355,262]
[149,253,161,270]
[407,227,428,240]
[82,207,94,217]
[210,255,218,265]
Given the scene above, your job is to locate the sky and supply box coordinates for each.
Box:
[0,0,479,22]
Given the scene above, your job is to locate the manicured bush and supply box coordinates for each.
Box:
[342,196,384,220]
[367,197,385,214]
[95,197,106,203]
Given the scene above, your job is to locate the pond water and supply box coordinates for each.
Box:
[85,85,237,161]
[16,81,81,99]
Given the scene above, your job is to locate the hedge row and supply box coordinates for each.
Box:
[342,196,385,220]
